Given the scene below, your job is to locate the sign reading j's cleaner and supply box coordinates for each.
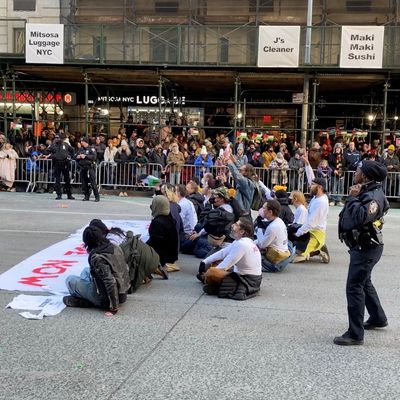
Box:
[25,24,64,64]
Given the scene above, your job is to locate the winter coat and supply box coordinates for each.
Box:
[218,272,262,300]
[167,151,185,173]
[188,192,205,218]
[227,161,255,212]
[269,158,289,185]
[120,231,160,293]
[194,155,213,177]
[89,243,130,310]
[0,147,19,186]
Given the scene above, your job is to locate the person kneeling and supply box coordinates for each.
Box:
[64,225,131,314]
[255,200,295,273]
[199,217,262,300]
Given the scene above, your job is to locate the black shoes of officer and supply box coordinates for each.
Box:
[68,195,75,200]
[82,197,90,201]
[95,197,100,202]
[333,333,364,346]
[363,319,388,330]
[55,196,62,200]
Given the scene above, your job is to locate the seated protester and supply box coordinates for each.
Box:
[189,187,235,259]
[186,180,205,218]
[290,191,308,225]
[254,200,295,273]
[146,195,178,276]
[175,184,198,254]
[159,183,183,272]
[274,189,294,226]
[198,217,262,300]
[63,226,130,314]
[88,219,164,290]
[292,178,330,264]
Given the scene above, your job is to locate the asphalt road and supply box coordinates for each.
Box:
[0,192,399,400]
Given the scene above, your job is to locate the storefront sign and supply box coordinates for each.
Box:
[257,26,300,67]
[340,26,384,69]
[292,93,304,104]
[25,24,64,64]
[97,95,185,105]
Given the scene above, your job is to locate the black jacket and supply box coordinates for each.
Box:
[339,181,389,248]
[47,142,74,162]
[76,146,97,168]
[147,214,179,265]
[188,192,205,218]
[89,242,130,310]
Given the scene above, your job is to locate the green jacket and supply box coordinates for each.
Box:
[120,231,160,292]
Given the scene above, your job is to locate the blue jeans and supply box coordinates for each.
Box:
[66,267,109,308]
[261,242,296,273]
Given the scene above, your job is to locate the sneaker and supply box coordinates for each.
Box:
[154,265,169,280]
[124,192,128,197]
[63,295,93,308]
[10,187,16,192]
[337,201,345,206]
[319,245,330,264]
[292,254,310,263]
[166,262,180,272]
[329,201,335,206]
[119,192,124,197]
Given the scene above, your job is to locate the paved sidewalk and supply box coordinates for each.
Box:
[0,192,399,400]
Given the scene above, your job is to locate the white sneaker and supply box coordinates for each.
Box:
[337,202,345,206]
[119,192,124,197]
[124,192,128,197]
[319,245,330,264]
[292,254,310,263]
[329,201,335,206]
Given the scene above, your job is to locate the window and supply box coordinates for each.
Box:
[249,0,274,13]
[155,1,179,13]
[13,0,36,11]
[220,37,229,63]
[13,28,25,54]
[346,0,372,12]
[150,28,178,63]
[93,36,106,61]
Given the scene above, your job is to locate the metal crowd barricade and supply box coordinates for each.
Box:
[13,157,33,191]
[97,161,164,191]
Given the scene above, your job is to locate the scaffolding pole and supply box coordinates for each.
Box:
[233,75,240,147]
[84,72,90,135]
[158,75,163,144]
[310,79,318,145]
[301,77,310,148]
[2,73,7,135]
[382,80,389,153]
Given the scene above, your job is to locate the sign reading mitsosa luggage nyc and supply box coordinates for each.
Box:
[25,24,64,64]
[340,26,384,68]
[257,26,300,67]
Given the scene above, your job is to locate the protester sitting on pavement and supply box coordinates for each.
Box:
[198,217,262,300]
[88,219,165,289]
[292,177,330,264]
[290,191,308,225]
[64,225,131,314]
[274,189,294,226]
[186,180,205,218]
[190,186,235,259]
[0,142,19,192]
[146,195,178,277]
[176,184,198,253]
[254,200,295,273]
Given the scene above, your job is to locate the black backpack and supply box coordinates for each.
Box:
[251,181,266,211]
[204,208,235,237]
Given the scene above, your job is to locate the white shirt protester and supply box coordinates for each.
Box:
[254,217,289,252]
[203,237,262,276]
[295,194,329,236]
[293,204,308,225]
[178,197,198,235]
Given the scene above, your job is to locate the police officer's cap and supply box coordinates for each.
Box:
[81,136,90,143]
[311,178,327,192]
[358,160,387,182]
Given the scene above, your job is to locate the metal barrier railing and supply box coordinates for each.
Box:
[4,159,400,200]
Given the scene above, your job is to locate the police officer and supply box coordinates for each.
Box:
[47,132,75,200]
[76,137,100,202]
[334,160,389,346]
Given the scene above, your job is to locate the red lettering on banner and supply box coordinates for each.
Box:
[19,275,59,287]
[18,259,78,287]
[32,266,67,275]
[64,244,87,256]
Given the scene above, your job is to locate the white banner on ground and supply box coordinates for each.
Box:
[340,26,384,69]
[25,24,64,64]
[257,26,300,67]
[0,220,150,294]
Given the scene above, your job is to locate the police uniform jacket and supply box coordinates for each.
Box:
[76,146,97,168]
[47,142,75,163]
[338,181,389,248]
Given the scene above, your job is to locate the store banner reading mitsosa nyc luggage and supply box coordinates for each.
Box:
[25,23,64,64]
[257,26,300,68]
[340,26,384,69]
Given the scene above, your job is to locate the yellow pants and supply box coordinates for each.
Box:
[301,229,325,256]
